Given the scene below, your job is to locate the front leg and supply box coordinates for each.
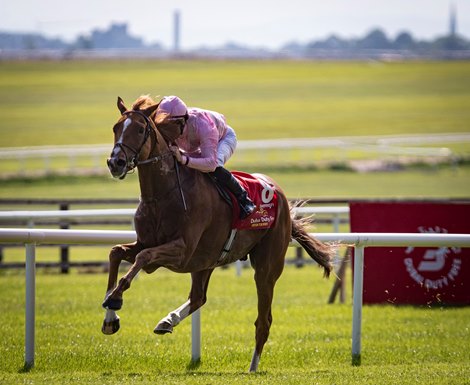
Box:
[101,309,121,335]
[101,242,142,335]
[102,242,143,311]
[105,242,142,293]
[104,238,188,311]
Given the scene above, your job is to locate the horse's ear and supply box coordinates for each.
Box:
[143,102,160,117]
[117,97,127,114]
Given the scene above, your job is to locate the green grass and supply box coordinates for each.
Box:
[1,60,469,147]
[1,59,469,180]
[0,266,469,384]
[1,59,469,190]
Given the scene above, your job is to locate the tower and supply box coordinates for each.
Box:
[173,10,180,52]
[449,3,457,37]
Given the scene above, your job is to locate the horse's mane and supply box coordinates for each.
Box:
[132,95,158,110]
[129,95,180,143]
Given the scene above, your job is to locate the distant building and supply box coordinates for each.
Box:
[80,23,144,49]
[0,32,67,50]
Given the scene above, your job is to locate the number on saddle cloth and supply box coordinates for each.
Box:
[207,171,278,230]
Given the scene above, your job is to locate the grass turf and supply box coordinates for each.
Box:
[1,60,469,147]
[0,266,469,384]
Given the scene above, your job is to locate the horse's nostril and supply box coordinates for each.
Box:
[116,159,126,167]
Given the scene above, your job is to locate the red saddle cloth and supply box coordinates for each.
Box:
[230,171,278,230]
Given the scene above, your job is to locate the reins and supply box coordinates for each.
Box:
[137,152,173,166]
[173,157,188,211]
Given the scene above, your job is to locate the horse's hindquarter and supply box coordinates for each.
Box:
[214,173,292,267]
[191,171,292,268]
[245,174,291,259]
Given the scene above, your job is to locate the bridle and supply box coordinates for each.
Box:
[111,109,172,173]
[110,106,188,211]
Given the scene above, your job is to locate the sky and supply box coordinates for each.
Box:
[2,0,469,49]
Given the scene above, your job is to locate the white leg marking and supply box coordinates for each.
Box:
[249,349,260,372]
[105,308,119,322]
[160,300,192,327]
[103,290,119,321]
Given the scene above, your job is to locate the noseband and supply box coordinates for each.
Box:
[112,109,172,173]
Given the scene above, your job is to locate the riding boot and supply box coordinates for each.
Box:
[211,166,256,219]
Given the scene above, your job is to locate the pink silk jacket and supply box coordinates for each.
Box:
[175,108,230,172]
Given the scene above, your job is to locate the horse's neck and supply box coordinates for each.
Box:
[137,160,177,203]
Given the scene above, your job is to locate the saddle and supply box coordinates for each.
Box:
[209,171,278,230]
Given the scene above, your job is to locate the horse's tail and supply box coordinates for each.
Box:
[290,206,336,278]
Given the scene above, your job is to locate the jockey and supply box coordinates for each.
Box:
[156,95,256,219]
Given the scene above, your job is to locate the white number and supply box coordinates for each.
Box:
[261,182,274,203]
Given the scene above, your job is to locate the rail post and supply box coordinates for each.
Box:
[25,243,36,370]
[191,309,201,363]
[351,245,364,366]
[59,203,70,274]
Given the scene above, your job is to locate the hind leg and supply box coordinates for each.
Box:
[249,238,289,372]
[154,269,214,334]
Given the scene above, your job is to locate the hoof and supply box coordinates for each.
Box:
[102,296,123,310]
[101,316,120,335]
[154,321,173,335]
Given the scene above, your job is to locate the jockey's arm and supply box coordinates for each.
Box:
[181,120,219,173]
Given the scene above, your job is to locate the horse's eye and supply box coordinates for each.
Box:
[139,127,145,134]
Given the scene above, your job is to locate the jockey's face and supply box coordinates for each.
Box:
[170,117,186,136]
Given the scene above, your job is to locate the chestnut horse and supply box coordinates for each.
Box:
[103,95,335,372]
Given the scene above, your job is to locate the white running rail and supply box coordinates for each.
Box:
[1,133,464,175]
[1,228,469,369]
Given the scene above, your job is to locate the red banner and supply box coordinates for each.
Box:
[350,202,470,305]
